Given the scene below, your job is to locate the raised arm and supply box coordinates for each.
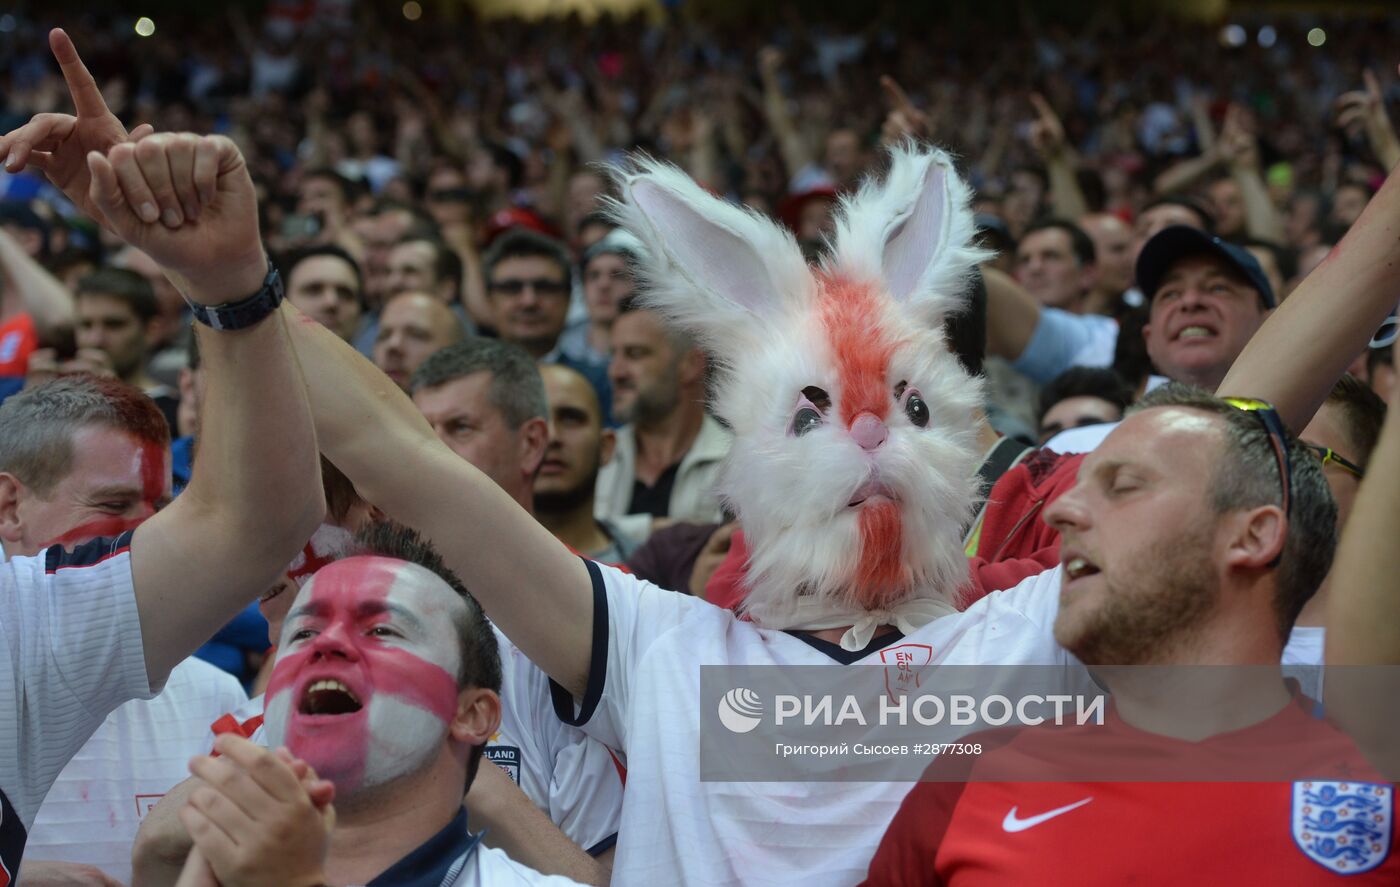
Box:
[758,47,817,184]
[1028,93,1090,222]
[1324,383,1400,776]
[90,135,324,682]
[1218,151,1400,431]
[1327,382,1400,664]
[0,32,322,683]
[1335,67,1400,174]
[1218,106,1285,245]
[285,307,594,696]
[0,227,74,341]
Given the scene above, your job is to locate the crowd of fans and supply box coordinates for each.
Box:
[0,4,1398,886]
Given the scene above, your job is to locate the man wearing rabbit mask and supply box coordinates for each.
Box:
[283,145,1096,886]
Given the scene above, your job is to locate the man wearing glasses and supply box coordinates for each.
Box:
[482,229,612,423]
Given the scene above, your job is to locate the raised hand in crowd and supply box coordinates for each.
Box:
[0,29,154,224]
[1026,91,1091,220]
[1335,66,1400,172]
[878,76,933,146]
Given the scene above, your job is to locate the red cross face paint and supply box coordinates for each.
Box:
[263,556,465,798]
[29,427,170,555]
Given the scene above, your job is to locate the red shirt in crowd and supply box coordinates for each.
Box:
[863,694,1398,885]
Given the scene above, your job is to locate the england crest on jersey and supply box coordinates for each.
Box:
[1292,781,1392,874]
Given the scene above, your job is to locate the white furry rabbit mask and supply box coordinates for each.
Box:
[612,144,987,629]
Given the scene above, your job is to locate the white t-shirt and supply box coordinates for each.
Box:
[0,534,154,881]
[568,561,1083,887]
[227,630,624,854]
[24,656,248,880]
[491,629,623,854]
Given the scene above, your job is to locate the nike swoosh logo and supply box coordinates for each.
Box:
[1002,797,1093,832]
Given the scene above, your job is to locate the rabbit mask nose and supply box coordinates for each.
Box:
[850,413,888,451]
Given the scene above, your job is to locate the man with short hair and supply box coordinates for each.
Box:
[161,525,588,886]
[373,291,465,391]
[863,385,1399,884]
[0,29,322,880]
[284,244,364,344]
[537,363,637,563]
[1014,219,1097,313]
[597,299,730,541]
[75,268,180,430]
[558,230,642,370]
[412,339,549,512]
[2,375,250,885]
[1077,212,1134,313]
[482,229,612,419]
[482,230,574,361]
[386,236,463,306]
[1036,367,1132,444]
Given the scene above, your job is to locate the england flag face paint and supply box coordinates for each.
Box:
[263,556,465,798]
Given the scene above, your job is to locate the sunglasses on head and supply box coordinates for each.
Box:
[1222,397,1292,568]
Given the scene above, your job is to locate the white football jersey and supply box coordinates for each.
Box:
[0,535,154,883]
[25,656,249,880]
[565,561,1083,887]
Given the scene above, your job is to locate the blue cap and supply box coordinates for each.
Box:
[1135,225,1275,309]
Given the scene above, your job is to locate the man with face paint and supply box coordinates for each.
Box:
[0,376,249,885]
[0,28,323,883]
[174,524,587,886]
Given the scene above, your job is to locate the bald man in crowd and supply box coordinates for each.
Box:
[373,290,465,390]
[536,363,638,563]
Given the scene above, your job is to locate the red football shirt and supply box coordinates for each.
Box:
[0,313,36,376]
[864,696,1397,885]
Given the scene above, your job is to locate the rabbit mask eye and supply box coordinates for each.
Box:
[789,386,831,437]
[894,381,930,428]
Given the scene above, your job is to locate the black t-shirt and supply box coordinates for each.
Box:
[628,461,680,518]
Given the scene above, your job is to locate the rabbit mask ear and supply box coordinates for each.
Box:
[611,157,813,356]
[825,143,986,327]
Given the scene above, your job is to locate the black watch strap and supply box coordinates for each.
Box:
[188,261,284,331]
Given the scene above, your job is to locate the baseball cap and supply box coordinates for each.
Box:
[1136,225,1275,309]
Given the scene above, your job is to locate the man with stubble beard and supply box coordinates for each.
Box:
[594,297,730,543]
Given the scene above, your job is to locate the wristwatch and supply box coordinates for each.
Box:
[187,261,284,331]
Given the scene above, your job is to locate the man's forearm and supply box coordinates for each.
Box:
[1046,155,1090,222]
[1232,167,1285,245]
[467,762,607,885]
[284,308,594,696]
[1219,163,1400,431]
[133,297,324,681]
[982,266,1041,361]
[1327,383,1400,666]
[0,229,74,338]
[1153,153,1219,195]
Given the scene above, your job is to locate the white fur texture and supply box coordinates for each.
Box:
[610,145,987,623]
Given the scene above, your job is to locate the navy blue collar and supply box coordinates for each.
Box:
[367,807,480,887]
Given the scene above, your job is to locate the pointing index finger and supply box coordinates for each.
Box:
[49,28,110,119]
